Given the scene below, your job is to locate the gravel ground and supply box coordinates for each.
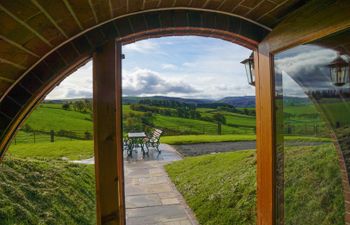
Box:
[173,141,256,156]
[172,141,327,157]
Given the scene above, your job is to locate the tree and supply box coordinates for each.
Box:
[62,102,70,110]
[73,101,85,112]
[84,99,92,112]
[213,113,226,124]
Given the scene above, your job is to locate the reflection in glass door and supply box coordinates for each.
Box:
[274,29,350,225]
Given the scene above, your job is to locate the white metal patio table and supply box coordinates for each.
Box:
[127,132,147,156]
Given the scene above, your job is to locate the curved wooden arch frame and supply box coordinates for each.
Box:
[119,27,259,49]
[0,9,268,158]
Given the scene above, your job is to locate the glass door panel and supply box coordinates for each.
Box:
[274,28,350,225]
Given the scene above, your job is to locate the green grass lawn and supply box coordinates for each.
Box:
[0,158,96,225]
[166,144,344,225]
[161,134,330,145]
[8,140,94,160]
[166,150,257,225]
[162,134,256,145]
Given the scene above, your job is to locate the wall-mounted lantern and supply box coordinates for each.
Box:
[327,54,349,86]
[241,52,255,86]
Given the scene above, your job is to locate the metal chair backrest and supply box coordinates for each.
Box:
[152,129,163,139]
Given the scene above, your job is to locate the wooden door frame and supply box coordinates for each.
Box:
[255,1,350,225]
[93,40,125,225]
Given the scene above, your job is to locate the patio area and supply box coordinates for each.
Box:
[124,144,198,225]
[73,144,198,224]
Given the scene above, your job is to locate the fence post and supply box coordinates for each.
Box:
[314,124,318,136]
[50,130,55,142]
[217,122,222,135]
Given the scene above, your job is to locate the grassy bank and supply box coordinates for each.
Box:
[166,150,257,225]
[0,158,96,225]
[165,144,344,225]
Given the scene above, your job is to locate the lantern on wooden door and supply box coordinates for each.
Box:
[241,52,255,86]
[327,54,349,86]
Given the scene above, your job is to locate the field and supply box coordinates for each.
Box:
[282,100,350,131]
[14,100,334,146]
[197,108,256,127]
[24,104,93,132]
[20,99,346,142]
[16,103,257,143]
[166,144,344,225]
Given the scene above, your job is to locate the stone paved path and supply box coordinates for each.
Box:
[124,144,198,225]
[72,144,198,225]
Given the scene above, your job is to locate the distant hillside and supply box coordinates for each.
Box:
[218,96,256,108]
[46,95,311,108]
[218,96,311,108]
[122,96,214,105]
[123,96,256,108]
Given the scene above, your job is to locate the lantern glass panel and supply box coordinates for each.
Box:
[244,62,252,84]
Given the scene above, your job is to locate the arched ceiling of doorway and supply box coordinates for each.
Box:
[0,0,306,154]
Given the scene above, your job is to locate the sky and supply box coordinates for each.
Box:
[46,36,254,100]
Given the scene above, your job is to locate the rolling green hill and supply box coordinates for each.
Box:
[24,104,93,132]
[17,103,257,139]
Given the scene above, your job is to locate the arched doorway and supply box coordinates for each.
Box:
[1,1,350,225]
[0,9,267,225]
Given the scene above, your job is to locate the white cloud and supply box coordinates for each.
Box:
[46,61,93,99]
[123,40,159,53]
[122,68,198,96]
[161,63,177,70]
[275,46,337,95]
[275,48,335,76]
[182,62,195,67]
[46,36,256,100]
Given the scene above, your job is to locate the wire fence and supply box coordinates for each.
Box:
[283,123,329,137]
[12,121,327,145]
[12,130,93,144]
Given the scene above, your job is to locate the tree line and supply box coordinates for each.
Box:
[130,104,201,120]
[61,100,92,113]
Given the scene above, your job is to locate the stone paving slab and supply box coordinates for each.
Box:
[125,144,198,225]
[71,144,198,225]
